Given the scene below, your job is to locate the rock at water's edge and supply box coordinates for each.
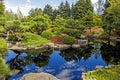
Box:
[20,72,59,80]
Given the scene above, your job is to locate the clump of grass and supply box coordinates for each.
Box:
[84,65,120,80]
[22,32,50,47]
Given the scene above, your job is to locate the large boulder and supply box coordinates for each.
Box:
[20,72,59,80]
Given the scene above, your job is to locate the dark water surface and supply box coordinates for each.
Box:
[4,43,108,80]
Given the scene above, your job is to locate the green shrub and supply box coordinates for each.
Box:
[62,28,81,38]
[0,26,5,33]
[0,58,10,76]
[41,31,53,39]
[0,38,8,54]
[63,36,75,44]
[8,34,17,41]
[22,32,50,46]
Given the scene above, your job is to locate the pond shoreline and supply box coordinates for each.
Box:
[82,65,120,80]
[8,41,89,51]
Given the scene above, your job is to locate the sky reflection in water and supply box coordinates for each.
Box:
[4,44,107,80]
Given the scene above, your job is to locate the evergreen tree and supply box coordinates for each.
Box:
[17,8,23,19]
[64,0,70,18]
[74,0,86,19]
[43,4,53,20]
[58,2,65,17]
[29,8,42,17]
[52,9,58,20]
[58,1,70,18]
[74,0,94,20]
[71,3,75,19]
[96,0,105,14]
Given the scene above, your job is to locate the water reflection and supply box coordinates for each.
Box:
[3,43,120,80]
[100,43,120,65]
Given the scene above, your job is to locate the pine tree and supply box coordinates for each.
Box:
[52,9,58,20]
[74,0,86,19]
[43,4,53,20]
[17,8,23,19]
[58,1,70,18]
[64,0,70,18]
[71,3,75,19]
[58,2,65,17]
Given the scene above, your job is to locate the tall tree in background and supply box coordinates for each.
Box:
[73,0,86,19]
[58,2,64,17]
[43,4,53,20]
[71,3,75,19]
[58,1,70,18]
[29,8,42,17]
[96,0,105,14]
[64,0,70,18]
[17,8,23,20]
[83,0,94,28]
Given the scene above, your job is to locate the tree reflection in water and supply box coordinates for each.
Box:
[60,45,94,62]
[6,49,52,74]
[100,43,120,65]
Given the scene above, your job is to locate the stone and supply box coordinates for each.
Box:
[0,76,5,80]
[72,44,80,48]
[95,66,104,69]
[20,72,59,80]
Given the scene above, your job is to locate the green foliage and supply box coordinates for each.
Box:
[103,0,120,35]
[22,32,49,46]
[74,0,93,19]
[20,21,31,32]
[41,31,53,39]
[29,8,43,17]
[43,4,53,20]
[58,1,71,18]
[63,35,75,44]
[0,2,4,16]
[0,58,10,76]
[0,26,5,33]
[84,65,120,80]
[5,20,20,32]
[7,34,20,41]
[53,15,66,28]
[0,17,6,26]
[30,15,52,34]
[62,28,81,38]
[93,14,102,27]
[52,9,58,20]
[0,38,8,54]
[82,10,94,27]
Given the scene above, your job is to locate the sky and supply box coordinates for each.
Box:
[4,0,98,16]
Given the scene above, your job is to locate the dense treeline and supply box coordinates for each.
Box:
[0,0,120,45]
[0,0,101,38]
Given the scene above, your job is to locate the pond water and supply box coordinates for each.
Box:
[4,43,119,80]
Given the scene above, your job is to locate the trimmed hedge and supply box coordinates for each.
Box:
[41,31,53,39]
[63,36,75,44]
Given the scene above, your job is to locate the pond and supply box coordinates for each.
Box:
[4,43,120,80]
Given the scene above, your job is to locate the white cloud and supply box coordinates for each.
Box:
[56,69,73,80]
[91,0,98,4]
[27,0,31,3]
[4,0,34,16]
